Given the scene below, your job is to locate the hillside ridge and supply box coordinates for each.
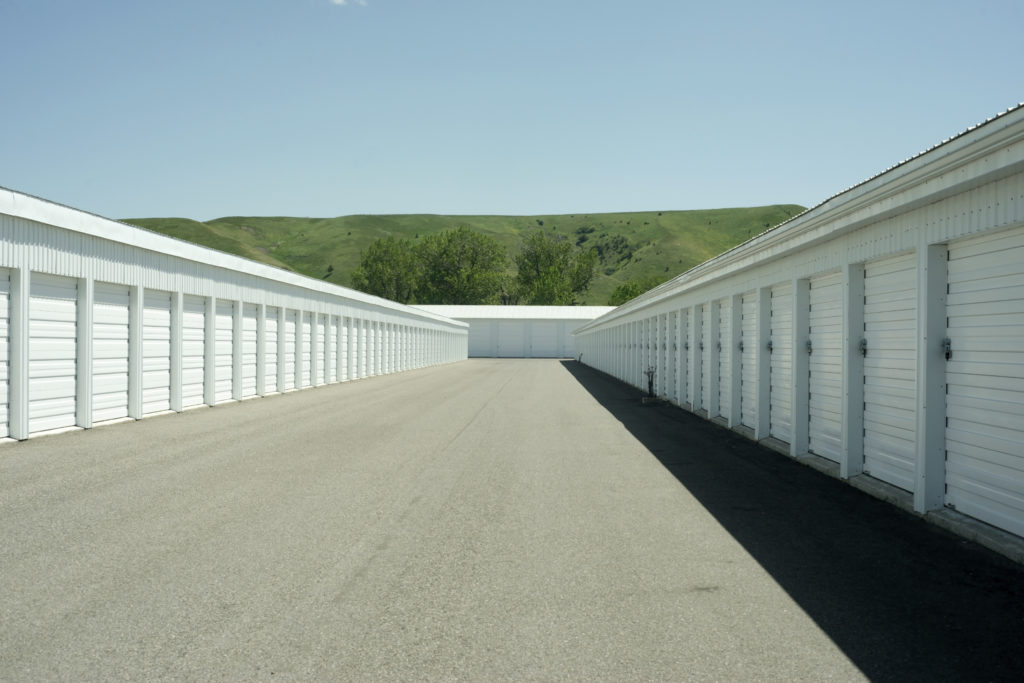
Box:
[124,205,805,305]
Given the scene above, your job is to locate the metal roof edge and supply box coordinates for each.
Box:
[0,186,466,329]
[577,102,1024,334]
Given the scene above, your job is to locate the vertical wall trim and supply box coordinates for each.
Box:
[170,290,183,412]
[755,287,772,440]
[915,244,948,512]
[841,263,866,478]
[790,278,810,456]
[76,277,94,429]
[128,285,143,419]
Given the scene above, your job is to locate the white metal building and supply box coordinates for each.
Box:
[574,104,1024,544]
[0,189,468,441]
[415,305,615,358]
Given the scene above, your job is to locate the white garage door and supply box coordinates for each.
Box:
[328,315,339,382]
[769,282,793,443]
[142,290,172,415]
[740,292,757,428]
[181,295,206,408]
[469,321,493,357]
[215,300,234,403]
[945,227,1024,537]
[0,271,9,437]
[368,320,376,375]
[316,314,327,384]
[29,274,78,433]
[666,312,677,401]
[301,312,313,387]
[264,307,279,394]
[658,315,669,397]
[92,283,130,423]
[808,271,843,462]
[341,318,352,381]
[531,321,559,358]
[698,305,710,411]
[863,253,917,491]
[716,298,731,419]
[498,321,525,358]
[241,304,258,398]
[358,320,367,378]
[284,310,297,390]
[679,309,689,406]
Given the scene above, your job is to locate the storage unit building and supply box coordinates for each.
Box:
[415,306,615,358]
[0,188,468,441]
[574,104,1024,544]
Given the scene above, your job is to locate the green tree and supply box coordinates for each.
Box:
[606,276,667,306]
[514,231,596,305]
[350,236,420,303]
[414,226,508,304]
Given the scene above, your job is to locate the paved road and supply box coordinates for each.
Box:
[2,359,1022,681]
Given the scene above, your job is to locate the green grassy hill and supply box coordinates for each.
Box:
[124,205,805,305]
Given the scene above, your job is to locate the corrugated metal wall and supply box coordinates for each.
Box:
[574,107,1024,542]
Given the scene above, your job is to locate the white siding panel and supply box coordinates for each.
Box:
[498,321,525,357]
[264,306,279,394]
[181,295,205,408]
[92,282,130,423]
[808,272,842,462]
[769,282,793,442]
[945,227,1024,536]
[862,252,917,491]
[241,304,258,398]
[29,274,77,433]
[740,292,757,428]
[215,300,234,403]
[0,272,8,437]
[142,290,172,414]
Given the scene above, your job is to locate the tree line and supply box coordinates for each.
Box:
[351,227,598,305]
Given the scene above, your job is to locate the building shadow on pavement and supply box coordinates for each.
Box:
[560,361,1024,682]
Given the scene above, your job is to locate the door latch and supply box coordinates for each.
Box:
[859,338,868,357]
[943,337,952,361]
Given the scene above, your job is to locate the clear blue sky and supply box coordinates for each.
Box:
[2,0,1022,221]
